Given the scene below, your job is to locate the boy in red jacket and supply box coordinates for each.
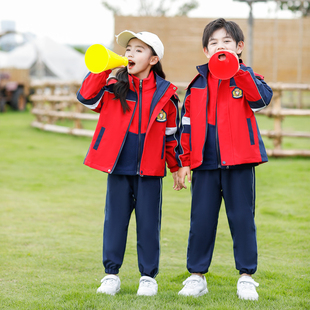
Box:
[177,18,273,300]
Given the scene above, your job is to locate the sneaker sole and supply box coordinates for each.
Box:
[178,288,208,297]
[196,288,208,297]
[137,292,157,296]
[97,288,121,295]
[237,291,258,301]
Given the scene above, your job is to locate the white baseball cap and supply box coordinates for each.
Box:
[116,30,164,60]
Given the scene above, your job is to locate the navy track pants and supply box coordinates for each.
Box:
[187,167,258,275]
[102,174,162,278]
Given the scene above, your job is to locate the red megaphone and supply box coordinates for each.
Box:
[208,51,239,80]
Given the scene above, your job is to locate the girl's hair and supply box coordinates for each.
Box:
[113,46,165,113]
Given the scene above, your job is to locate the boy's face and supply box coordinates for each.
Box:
[203,27,244,59]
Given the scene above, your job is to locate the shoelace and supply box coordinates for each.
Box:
[183,279,199,288]
[239,280,258,291]
[102,278,117,285]
[140,280,153,287]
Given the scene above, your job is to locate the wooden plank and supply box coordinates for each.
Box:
[31,121,94,137]
[261,130,310,139]
[257,108,310,116]
[31,108,99,120]
[30,95,78,102]
[268,83,310,91]
[30,80,81,88]
[266,149,310,157]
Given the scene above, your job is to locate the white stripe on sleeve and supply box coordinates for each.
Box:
[165,127,177,135]
[182,116,190,125]
[82,96,103,110]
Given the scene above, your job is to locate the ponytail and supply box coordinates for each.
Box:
[151,61,165,79]
[113,67,130,113]
[112,46,166,113]
[150,46,166,79]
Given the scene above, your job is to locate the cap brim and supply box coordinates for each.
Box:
[116,30,137,48]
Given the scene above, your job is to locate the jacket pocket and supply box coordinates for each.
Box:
[93,127,105,150]
[246,119,255,145]
[161,136,165,159]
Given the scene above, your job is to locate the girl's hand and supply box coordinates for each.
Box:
[172,171,180,191]
[177,166,191,190]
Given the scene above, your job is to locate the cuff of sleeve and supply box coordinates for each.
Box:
[101,70,113,87]
[181,160,191,167]
[169,166,179,173]
[97,69,112,79]
[102,69,112,79]
[88,69,113,86]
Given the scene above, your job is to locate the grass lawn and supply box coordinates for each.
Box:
[1,108,310,309]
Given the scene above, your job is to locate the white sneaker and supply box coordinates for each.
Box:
[137,276,158,296]
[96,275,121,295]
[237,275,259,300]
[178,274,208,297]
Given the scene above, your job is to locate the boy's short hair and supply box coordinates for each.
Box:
[202,18,244,55]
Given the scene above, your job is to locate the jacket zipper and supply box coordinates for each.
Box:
[141,81,171,174]
[201,90,209,162]
[137,79,143,174]
[110,82,138,174]
[215,81,221,168]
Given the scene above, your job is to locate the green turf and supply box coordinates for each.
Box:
[0,108,310,309]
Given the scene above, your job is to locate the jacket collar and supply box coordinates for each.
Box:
[130,71,176,122]
[128,71,175,112]
[196,63,209,80]
[128,71,156,93]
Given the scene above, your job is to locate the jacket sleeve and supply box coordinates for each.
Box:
[165,95,181,173]
[233,64,273,112]
[76,70,112,113]
[177,88,191,167]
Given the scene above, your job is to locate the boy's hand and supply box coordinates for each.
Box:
[225,49,239,66]
[177,166,191,190]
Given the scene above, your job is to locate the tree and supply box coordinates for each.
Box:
[278,1,310,17]
[101,0,199,16]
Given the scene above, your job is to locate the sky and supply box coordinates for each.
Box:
[0,0,295,48]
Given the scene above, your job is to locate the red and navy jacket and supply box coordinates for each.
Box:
[77,70,180,177]
[178,61,273,170]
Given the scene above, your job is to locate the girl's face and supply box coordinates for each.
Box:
[125,38,159,80]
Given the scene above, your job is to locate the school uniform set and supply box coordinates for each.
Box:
[77,69,180,278]
[178,60,273,275]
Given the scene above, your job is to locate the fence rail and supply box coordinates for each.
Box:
[30,81,310,157]
[255,82,310,157]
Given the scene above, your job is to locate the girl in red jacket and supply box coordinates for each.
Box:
[77,30,180,296]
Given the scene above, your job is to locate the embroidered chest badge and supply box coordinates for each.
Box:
[156,109,167,122]
[232,87,243,99]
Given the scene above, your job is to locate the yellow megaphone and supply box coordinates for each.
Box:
[85,44,128,74]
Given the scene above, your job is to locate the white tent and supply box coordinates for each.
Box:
[0,50,9,67]
[0,36,88,81]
